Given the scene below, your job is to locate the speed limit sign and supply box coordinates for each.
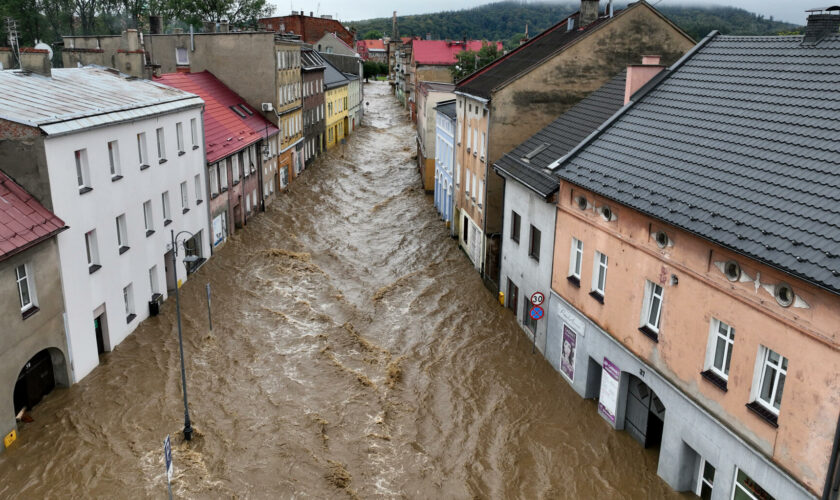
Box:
[530,292,545,306]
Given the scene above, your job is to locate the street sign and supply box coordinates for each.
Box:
[164,435,173,480]
[529,305,544,321]
[530,292,545,306]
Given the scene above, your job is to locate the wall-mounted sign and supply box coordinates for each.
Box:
[598,357,620,424]
[560,325,577,381]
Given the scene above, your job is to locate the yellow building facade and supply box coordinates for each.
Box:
[275,39,304,179]
[325,84,348,150]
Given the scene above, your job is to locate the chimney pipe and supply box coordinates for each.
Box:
[203,21,216,33]
[19,48,51,76]
[802,8,840,45]
[220,20,229,33]
[624,55,664,105]
[149,15,162,35]
[579,0,600,27]
[126,29,140,51]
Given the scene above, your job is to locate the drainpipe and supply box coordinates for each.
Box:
[824,411,840,500]
[200,108,215,257]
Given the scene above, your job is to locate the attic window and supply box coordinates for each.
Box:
[724,260,741,281]
[239,104,253,116]
[522,143,549,162]
[230,106,247,118]
[774,282,794,307]
[655,231,670,248]
[575,196,588,210]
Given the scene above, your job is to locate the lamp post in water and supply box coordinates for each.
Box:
[170,229,199,441]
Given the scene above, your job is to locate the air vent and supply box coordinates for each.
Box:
[724,260,741,281]
[575,196,588,211]
[522,143,548,163]
[599,206,616,222]
[775,282,794,307]
[654,231,670,248]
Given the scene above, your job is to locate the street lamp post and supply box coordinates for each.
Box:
[170,229,199,441]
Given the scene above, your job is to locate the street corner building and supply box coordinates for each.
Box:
[544,16,840,500]
[452,0,695,289]
[0,62,211,383]
[154,71,280,249]
[0,170,68,453]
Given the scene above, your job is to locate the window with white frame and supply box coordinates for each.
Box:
[477,180,484,208]
[704,318,734,381]
[528,225,541,262]
[137,132,149,167]
[194,174,203,204]
[232,155,240,183]
[641,280,664,335]
[149,265,159,295]
[752,346,788,415]
[85,229,100,271]
[209,167,219,196]
[15,263,37,313]
[156,127,166,162]
[569,238,583,280]
[219,160,228,188]
[143,200,154,236]
[695,459,715,500]
[175,47,189,65]
[75,149,91,192]
[108,140,122,179]
[732,468,775,500]
[180,181,189,212]
[176,122,185,153]
[591,251,608,297]
[123,283,135,322]
[115,214,129,252]
[161,191,172,224]
[279,166,288,188]
[465,169,471,196]
[245,191,251,213]
[190,118,198,149]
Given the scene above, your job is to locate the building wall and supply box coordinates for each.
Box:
[433,111,455,234]
[0,121,53,211]
[454,94,490,269]
[315,34,357,57]
[303,68,326,164]
[414,65,455,86]
[498,179,556,354]
[43,106,211,381]
[261,134,281,204]
[259,15,354,47]
[325,85,348,149]
[417,88,455,191]
[346,78,361,133]
[0,237,70,449]
[548,182,839,496]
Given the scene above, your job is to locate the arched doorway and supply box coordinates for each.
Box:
[13,349,59,416]
[624,376,666,449]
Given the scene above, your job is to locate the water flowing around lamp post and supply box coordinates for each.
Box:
[171,229,200,441]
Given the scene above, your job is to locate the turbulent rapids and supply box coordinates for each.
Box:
[0,82,685,499]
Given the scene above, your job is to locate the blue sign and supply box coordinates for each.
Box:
[529,305,544,321]
[164,435,173,481]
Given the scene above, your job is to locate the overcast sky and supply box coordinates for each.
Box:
[275,0,810,25]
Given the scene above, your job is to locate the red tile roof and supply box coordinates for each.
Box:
[411,40,503,66]
[0,171,65,261]
[360,39,386,51]
[154,71,279,164]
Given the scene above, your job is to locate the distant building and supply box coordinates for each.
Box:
[322,57,350,149]
[302,49,327,165]
[345,72,362,133]
[357,39,387,62]
[259,12,355,47]
[433,99,456,236]
[0,171,69,453]
[0,63,211,382]
[314,32,358,57]
[415,81,455,191]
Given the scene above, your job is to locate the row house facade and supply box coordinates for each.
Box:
[0,171,69,453]
[0,64,211,383]
[323,57,350,150]
[544,22,840,500]
[357,39,387,62]
[415,81,455,191]
[301,49,327,165]
[154,71,280,249]
[453,0,694,290]
[433,99,456,236]
[259,12,355,47]
[346,72,362,133]
[275,37,305,179]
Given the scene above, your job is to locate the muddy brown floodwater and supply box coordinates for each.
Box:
[0,82,689,499]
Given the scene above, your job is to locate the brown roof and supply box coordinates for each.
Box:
[0,171,65,261]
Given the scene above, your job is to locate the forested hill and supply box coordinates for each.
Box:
[347,2,800,47]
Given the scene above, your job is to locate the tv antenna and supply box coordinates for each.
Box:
[5,17,20,68]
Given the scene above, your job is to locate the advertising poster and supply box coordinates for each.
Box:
[560,325,577,381]
[213,215,224,247]
[598,357,620,424]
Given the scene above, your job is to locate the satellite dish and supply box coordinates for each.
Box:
[34,40,53,60]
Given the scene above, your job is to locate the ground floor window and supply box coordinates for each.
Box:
[507,278,518,314]
[523,296,537,333]
[732,468,774,500]
[696,458,715,500]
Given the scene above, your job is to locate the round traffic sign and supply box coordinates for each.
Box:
[530,292,545,306]
[529,305,544,321]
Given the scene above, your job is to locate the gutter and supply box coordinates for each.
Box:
[0,225,69,264]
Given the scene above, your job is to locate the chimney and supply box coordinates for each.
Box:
[19,48,51,76]
[579,0,600,27]
[203,21,216,33]
[310,11,313,17]
[220,20,229,33]
[802,7,840,45]
[126,29,140,51]
[426,33,431,40]
[149,15,162,35]
[624,55,663,105]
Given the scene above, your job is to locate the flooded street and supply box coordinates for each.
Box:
[0,82,685,499]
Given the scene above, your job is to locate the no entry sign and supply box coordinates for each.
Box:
[529,305,544,321]
[530,292,545,306]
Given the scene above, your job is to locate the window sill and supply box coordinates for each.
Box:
[639,325,659,343]
[182,208,190,214]
[700,370,728,392]
[126,313,136,324]
[192,145,200,150]
[146,229,155,237]
[196,199,203,205]
[178,151,186,156]
[232,180,240,186]
[589,291,604,304]
[746,401,779,428]
[21,306,39,320]
[220,187,228,193]
[159,158,167,165]
[111,174,123,182]
[211,193,219,199]
[79,186,93,195]
[511,238,519,245]
[529,255,540,263]
[88,264,102,274]
[164,219,172,226]
[567,275,581,287]
[119,245,130,255]
[140,164,150,171]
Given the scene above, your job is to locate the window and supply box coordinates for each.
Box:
[75,149,92,193]
[523,295,536,333]
[591,251,608,298]
[175,47,189,65]
[480,132,486,159]
[705,319,735,384]
[510,211,521,243]
[232,155,240,183]
[209,166,219,196]
[471,175,477,201]
[137,132,149,168]
[219,160,228,188]
[568,238,583,282]
[640,281,664,339]
[279,166,288,188]
[123,283,135,323]
[143,200,154,236]
[753,346,788,416]
[161,192,172,225]
[477,180,484,207]
[156,127,166,163]
[194,174,203,204]
[528,225,541,262]
[180,181,189,213]
[507,278,518,313]
[108,141,122,179]
[15,263,36,313]
[176,122,185,154]
[149,265,159,295]
[695,459,715,500]
[732,468,775,500]
[190,118,198,149]
[245,192,251,213]
[85,230,100,273]
[115,214,129,253]
[465,169,471,195]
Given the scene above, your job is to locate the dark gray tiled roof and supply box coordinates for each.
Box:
[494,70,627,199]
[301,49,326,71]
[317,52,350,89]
[435,99,456,120]
[556,33,840,294]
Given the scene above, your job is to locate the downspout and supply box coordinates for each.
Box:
[200,107,214,257]
[824,411,840,500]
[480,102,491,280]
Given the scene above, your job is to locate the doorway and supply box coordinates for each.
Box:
[165,249,176,292]
[507,278,518,314]
[94,313,108,355]
[13,349,57,415]
[624,376,665,449]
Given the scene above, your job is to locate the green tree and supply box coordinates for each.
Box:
[450,42,500,80]
[361,29,382,40]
